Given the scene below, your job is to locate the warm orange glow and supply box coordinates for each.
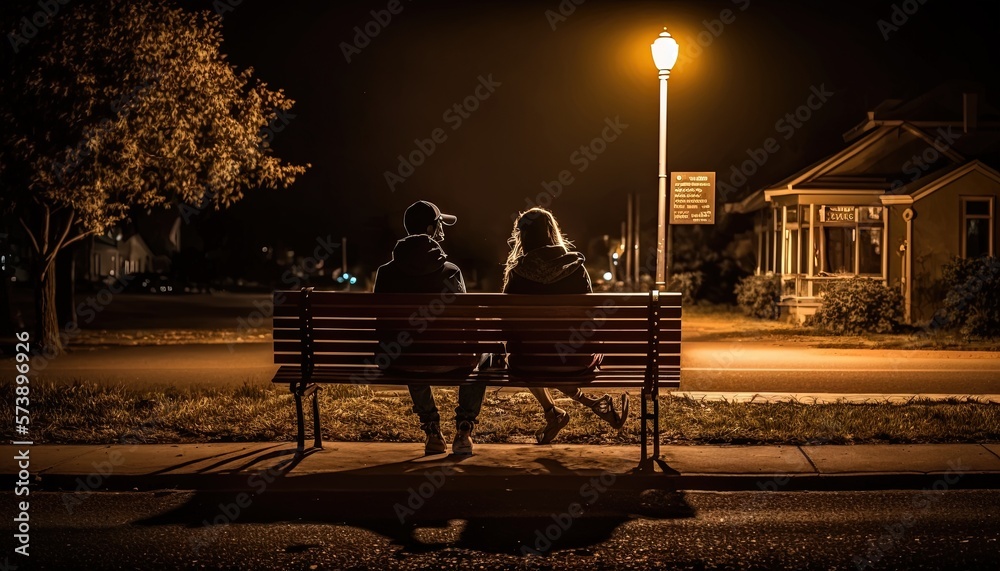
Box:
[651,28,679,71]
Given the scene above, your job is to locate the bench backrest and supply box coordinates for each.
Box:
[272,290,681,383]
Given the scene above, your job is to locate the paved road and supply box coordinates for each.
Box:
[6,490,999,570]
[19,341,1000,393]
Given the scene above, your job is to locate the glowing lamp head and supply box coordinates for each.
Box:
[651,28,679,72]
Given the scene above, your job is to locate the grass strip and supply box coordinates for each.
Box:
[4,380,1000,446]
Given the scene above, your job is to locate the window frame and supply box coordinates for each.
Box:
[961,196,995,259]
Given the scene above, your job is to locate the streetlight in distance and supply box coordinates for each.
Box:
[651,28,679,289]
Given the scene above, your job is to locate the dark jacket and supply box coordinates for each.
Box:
[374,235,466,294]
[503,245,592,295]
[373,234,474,373]
[503,245,597,374]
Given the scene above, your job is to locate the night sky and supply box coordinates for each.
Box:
[187,0,999,289]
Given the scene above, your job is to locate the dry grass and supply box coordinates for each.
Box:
[4,380,1000,446]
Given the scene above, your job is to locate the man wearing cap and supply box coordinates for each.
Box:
[373,201,485,455]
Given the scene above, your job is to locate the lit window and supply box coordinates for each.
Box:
[962,197,994,259]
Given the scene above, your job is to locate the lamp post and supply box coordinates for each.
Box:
[651,28,679,289]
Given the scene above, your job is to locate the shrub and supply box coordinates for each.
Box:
[666,271,703,305]
[937,256,1000,338]
[812,277,903,334]
[734,274,781,320]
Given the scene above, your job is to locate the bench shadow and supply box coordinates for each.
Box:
[135,450,694,557]
[136,486,694,556]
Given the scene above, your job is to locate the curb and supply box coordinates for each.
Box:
[13,471,1000,494]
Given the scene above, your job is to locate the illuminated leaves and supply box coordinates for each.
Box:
[0,0,309,241]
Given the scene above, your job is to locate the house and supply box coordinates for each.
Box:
[77,230,158,282]
[727,85,1000,323]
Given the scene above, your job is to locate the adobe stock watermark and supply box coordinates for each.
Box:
[877,0,930,41]
[887,126,962,191]
[521,471,617,555]
[512,116,628,221]
[383,74,501,192]
[187,464,287,555]
[212,0,243,20]
[28,273,135,370]
[340,0,414,63]
[350,280,465,383]
[6,0,73,54]
[52,80,154,185]
[230,234,340,351]
[392,466,455,523]
[544,0,586,31]
[674,0,751,69]
[852,458,969,570]
[717,83,835,201]
[554,299,620,362]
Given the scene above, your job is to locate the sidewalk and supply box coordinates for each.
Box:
[5,442,1000,492]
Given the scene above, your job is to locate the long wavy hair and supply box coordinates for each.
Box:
[503,208,573,290]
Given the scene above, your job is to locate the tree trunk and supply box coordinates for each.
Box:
[56,246,77,329]
[34,259,61,354]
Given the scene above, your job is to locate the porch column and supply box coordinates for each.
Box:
[807,204,815,297]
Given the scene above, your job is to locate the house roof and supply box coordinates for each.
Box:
[727,85,1000,214]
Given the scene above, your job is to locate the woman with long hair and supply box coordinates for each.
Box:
[502,207,628,444]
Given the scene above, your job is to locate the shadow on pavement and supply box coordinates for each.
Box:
[135,487,695,556]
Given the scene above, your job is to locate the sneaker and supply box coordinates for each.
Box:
[452,420,474,455]
[536,406,570,444]
[421,422,447,455]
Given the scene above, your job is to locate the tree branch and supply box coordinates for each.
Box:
[43,210,76,267]
[42,204,51,255]
[18,217,41,254]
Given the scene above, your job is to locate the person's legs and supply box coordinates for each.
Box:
[529,387,557,410]
[555,387,600,408]
[555,388,629,429]
[452,384,486,455]
[528,387,570,444]
[408,385,440,424]
[455,383,486,424]
[408,385,445,454]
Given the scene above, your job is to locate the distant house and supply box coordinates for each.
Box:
[77,230,159,282]
[728,85,999,323]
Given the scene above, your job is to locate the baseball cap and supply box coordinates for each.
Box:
[403,200,457,235]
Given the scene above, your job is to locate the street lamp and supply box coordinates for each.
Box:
[651,28,679,288]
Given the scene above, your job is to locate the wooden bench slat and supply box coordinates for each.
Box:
[274,352,681,367]
[273,304,660,320]
[275,291,682,308]
[273,327,683,343]
[272,340,681,355]
[272,314,681,329]
[272,365,680,387]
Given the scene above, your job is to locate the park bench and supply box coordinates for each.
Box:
[271,289,681,470]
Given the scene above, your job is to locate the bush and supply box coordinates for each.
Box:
[937,256,1000,338]
[812,278,903,334]
[734,274,781,320]
[666,271,703,305]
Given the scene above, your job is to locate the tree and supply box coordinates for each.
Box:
[0,0,308,352]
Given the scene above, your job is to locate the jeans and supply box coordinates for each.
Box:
[409,384,486,426]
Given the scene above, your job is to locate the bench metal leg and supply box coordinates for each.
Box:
[294,390,306,453]
[293,384,322,453]
[638,388,659,473]
[312,385,323,449]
